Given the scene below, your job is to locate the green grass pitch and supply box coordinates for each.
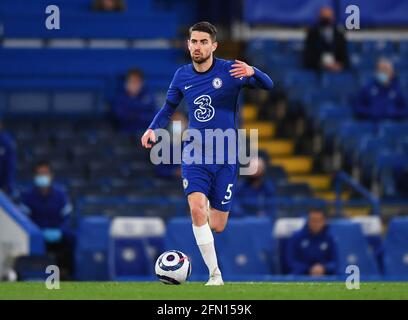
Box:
[0,282,407,300]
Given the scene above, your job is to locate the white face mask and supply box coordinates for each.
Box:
[34,174,51,188]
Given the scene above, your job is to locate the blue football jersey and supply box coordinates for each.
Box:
[149,57,273,164]
[166,57,270,131]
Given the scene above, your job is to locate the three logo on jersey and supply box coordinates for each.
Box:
[188,77,222,122]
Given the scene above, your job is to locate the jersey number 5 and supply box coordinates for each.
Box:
[224,184,233,200]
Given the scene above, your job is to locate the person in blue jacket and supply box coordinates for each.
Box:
[353,58,407,121]
[112,68,157,134]
[234,156,275,217]
[0,117,17,196]
[286,209,338,276]
[20,160,74,279]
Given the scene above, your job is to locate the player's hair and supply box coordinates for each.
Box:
[126,68,144,80]
[309,207,327,218]
[34,160,52,173]
[189,21,217,42]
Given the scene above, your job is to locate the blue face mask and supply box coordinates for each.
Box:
[376,72,389,85]
[34,175,51,188]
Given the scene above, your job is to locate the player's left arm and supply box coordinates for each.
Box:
[229,60,273,90]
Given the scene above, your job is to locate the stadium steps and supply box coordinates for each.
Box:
[313,191,350,201]
[288,174,332,191]
[258,139,294,157]
[242,121,276,139]
[270,156,313,174]
[241,104,258,122]
[343,206,371,217]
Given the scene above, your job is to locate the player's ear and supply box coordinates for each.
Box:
[212,41,218,52]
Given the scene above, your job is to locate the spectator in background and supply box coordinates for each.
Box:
[286,209,338,276]
[234,157,275,217]
[154,111,187,179]
[19,161,75,279]
[92,0,126,12]
[113,68,157,134]
[303,6,349,72]
[0,117,16,196]
[352,58,407,120]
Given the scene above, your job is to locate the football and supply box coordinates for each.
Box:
[155,250,191,285]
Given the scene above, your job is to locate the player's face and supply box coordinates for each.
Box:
[188,31,217,64]
[308,211,326,234]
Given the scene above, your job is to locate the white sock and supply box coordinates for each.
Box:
[192,223,220,276]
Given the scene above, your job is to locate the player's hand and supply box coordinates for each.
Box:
[141,129,156,149]
[230,59,255,78]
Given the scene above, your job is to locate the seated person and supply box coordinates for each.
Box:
[303,6,349,72]
[234,156,275,217]
[113,68,157,134]
[92,0,126,12]
[19,160,75,279]
[352,58,407,120]
[286,209,338,276]
[0,116,16,196]
[153,111,187,179]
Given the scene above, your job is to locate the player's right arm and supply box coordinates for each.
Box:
[141,69,183,149]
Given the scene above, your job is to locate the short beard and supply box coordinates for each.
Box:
[191,53,211,64]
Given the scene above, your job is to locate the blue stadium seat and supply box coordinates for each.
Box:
[330,219,380,276]
[75,216,110,281]
[244,0,332,26]
[383,217,408,276]
[109,217,165,279]
[216,217,276,275]
[1,13,178,39]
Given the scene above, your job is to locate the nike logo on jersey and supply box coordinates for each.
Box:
[221,200,231,205]
[184,85,193,90]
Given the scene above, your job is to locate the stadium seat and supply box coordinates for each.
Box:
[272,217,305,274]
[330,219,380,276]
[216,217,276,275]
[109,217,165,279]
[383,217,408,276]
[75,216,110,281]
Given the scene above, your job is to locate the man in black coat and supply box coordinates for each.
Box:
[303,6,349,72]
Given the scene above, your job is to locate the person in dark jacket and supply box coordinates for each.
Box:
[353,58,407,120]
[0,117,16,196]
[303,6,349,72]
[112,68,157,133]
[286,210,338,276]
[20,160,74,279]
[234,157,275,217]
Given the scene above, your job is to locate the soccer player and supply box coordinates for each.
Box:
[141,21,273,285]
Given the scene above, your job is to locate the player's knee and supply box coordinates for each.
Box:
[212,223,226,233]
[190,204,207,223]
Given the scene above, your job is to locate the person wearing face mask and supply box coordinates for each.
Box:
[154,111,187,179]
[285,209,338,276]
[19,161,75,279]
[303,6,349,72]
[353,58,407,121]
[233,156,275,217]
[112,68,157,134]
